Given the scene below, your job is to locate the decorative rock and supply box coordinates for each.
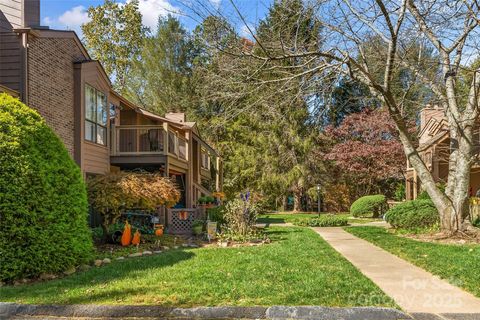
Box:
[153,250,163,254]
[94,259,103,267]
[188,244,199,248]
[63,267,76,275]
[173,246,179,249]
[115,257,125,261]
[0,281,4,287]
[161,246,170,250]
[142,251,153,255]
[78,264,91,272]
[182,243,189,247]
[128,252,142,258]
[219,241,229,248]
[102,258,111,264]
[39,273,57,280]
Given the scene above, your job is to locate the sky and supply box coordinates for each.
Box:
[39,0,273,38]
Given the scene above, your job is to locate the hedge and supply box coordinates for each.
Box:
[350,194,387,218]
[384,199,439,230]
[0,94,93,282]
[292,215,349,227]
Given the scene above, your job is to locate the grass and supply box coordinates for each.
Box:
[0,227,395,308]
[257,212,379,225]
[345,226,480,298]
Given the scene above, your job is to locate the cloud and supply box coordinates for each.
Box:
[43,6,90,37]
[209,0,222,9]
[135,0,180,30]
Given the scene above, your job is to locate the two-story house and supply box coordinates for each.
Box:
[0,0,222,233]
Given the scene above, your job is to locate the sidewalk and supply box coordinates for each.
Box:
[313,227,480,314]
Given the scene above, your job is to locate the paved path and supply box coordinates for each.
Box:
[313,227,480,314]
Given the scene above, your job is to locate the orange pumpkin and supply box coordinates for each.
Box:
[132,229,141,246]
[155,228,164,236]
[121,221,132,246]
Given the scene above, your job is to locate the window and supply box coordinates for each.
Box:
[85,84,107,145]
[201,150,210,169]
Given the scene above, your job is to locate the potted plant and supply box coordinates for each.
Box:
[192,220,204,236]
[198,196,206,207]
[205,196,215,208]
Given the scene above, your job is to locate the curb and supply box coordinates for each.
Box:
[0,303,412,319]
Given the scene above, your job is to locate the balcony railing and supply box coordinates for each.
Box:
[112,125,188,160]
[113,125,164,155]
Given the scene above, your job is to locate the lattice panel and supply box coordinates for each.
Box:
[168,209,199,234]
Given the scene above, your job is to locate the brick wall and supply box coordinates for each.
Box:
[27,36,87,157]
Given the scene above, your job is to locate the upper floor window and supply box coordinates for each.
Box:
[201,150,210,169]
[85,84,107,145]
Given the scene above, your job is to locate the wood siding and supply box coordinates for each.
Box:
[75,61,111,175]
[0,0,22,29]
[0,0,22,93]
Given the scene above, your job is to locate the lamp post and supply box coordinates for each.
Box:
[316,184,321,217]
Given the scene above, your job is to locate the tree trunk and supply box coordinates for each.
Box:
[293,190,302,212]
[101,223,110,244]
[282,195,288,212]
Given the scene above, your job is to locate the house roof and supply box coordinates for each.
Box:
[418,130,449,151]
[14,27,91,60]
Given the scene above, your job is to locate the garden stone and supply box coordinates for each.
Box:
[182,243,189,247]
[115,257,125,261]
[142,251,153,255]
[78,264,91,272]
[153,250,163,254]
[94,260,103,267]
[188,244,199,248]
[161,246,170,250]
[63,267,76,275]
[219,241,229,247]
[128,252,142,258]
[102,258,111,264]
[39,273,57,281]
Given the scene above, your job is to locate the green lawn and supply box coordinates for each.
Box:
[0,227,395,308]
[257,213,378,225]
[346,226,480,298]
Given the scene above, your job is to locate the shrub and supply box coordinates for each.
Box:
[292,215,349,227]
[87,172,180,242]
[0,94,93,282]
[221,198,260,242]
[350,194,387,218]
[384,199,439,230]
[207,205,225,225]
[394,183,406,201]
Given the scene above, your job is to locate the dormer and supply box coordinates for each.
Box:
[418,105,447,145]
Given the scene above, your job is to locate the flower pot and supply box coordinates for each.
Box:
[192,225,203,236]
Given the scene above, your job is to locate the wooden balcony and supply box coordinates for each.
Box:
[110,124,188,166]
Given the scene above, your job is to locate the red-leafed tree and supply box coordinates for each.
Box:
[325,108,406,197]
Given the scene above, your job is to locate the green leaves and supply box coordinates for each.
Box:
[81,0,146,92]
[0,94,93,282]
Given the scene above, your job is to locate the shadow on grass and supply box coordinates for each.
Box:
[0,250,195,304]
[257,217,287,224]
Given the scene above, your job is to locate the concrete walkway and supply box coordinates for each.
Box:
[313,227,480,314]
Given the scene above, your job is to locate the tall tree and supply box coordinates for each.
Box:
[82,0,146,92]
[124,15,195,114]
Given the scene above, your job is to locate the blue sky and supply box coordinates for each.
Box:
[40,0,273,38]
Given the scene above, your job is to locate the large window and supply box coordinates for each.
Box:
[85,85,107,145]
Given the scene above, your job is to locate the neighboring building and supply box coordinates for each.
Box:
[0,0,222,225]
[405,105,480,200]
